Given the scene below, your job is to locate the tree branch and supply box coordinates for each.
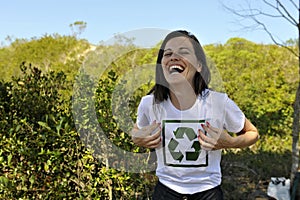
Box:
[222,0,298,57]
[272,0,298,26]
[252,16,298,57]
[289,0,298,10]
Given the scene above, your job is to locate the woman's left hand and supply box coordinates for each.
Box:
[198,122,234,150]
[198,119,259,150]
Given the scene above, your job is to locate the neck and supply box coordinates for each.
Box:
[169,86,197,110]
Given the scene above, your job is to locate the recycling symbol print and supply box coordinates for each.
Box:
[162,120,208,167]
[168,127,200,162]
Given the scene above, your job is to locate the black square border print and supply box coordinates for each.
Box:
[162,120,208,167]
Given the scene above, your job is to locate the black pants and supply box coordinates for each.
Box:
[152,181,224,200]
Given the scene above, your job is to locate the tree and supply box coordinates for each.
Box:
[69,21,87,38]
[223,0,299,186]
[0,34,90,81]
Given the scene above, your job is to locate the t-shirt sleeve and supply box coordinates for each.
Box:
[224,96,245,133]
[136,96,151,129]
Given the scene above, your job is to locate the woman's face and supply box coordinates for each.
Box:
[161,36,201,87]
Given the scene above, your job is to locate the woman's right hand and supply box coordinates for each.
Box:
[131,121,161,149]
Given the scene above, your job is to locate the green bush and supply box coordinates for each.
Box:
[0,64,156,199]
[72,68,156,199]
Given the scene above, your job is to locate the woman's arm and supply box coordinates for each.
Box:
[231,118,259,148]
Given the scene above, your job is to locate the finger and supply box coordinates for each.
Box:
[199,130,216,145]
[132,136,151,147]
[205,121,221,134]
[149,128,161,140]
[133,122,160,138]
[198,129,217,150]
[199,138,215,151]
[133,134,160,148]
[142,121,161,134]
[202,122,221,140]
[132,135,145,143]
[134,131,161,148]
[198,129,206,145]
[136,124,161,139]
[147,136,162,149]
[147,127,162,148]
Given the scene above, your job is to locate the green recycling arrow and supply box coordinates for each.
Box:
[168,138,184,162]
[186,141,201,161]
[168,127,200,162]
[173,127,197,140]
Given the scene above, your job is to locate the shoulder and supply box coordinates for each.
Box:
[140,94,155,105]
[138,94,155,111]
[200,89,228,101]
[200,89,241,111]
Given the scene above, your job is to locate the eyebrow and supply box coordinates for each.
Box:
[164,47,192,52]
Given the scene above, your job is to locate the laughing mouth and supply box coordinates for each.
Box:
[169,65,185,74]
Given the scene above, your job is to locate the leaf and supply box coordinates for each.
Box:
[7,154,12,167]
[44,162,49,172]
[0,176,10,187]
[29,175,35,185]
[38,121,52,131]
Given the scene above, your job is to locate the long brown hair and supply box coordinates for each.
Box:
[150,30,211,103]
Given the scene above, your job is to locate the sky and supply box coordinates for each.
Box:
[1,0,298,47]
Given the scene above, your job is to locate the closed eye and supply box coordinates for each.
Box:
[179,47,192,54]
[163,52,172,57]
[179,50,190,55]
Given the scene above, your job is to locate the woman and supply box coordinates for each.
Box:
[131,30,259,200]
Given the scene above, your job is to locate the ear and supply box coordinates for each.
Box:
[197,63,202,72]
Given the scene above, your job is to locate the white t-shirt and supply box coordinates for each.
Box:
[136,89,245,194]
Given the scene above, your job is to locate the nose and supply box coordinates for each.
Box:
[170,52,181,61]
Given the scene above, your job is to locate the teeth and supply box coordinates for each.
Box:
[169,65,184,73]
[170,65,184,70]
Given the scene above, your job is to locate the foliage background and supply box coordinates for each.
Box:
[0,34,298,199]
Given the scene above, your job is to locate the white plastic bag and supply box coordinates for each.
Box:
[267,177,290,200]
